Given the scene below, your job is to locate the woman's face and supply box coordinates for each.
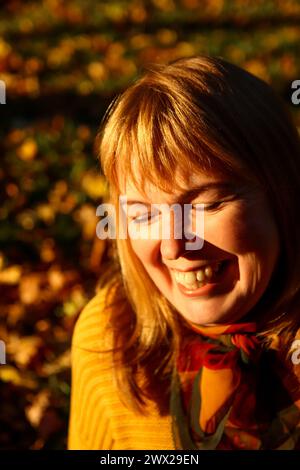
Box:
[123,169,280,325]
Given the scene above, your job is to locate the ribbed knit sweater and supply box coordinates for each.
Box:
[68,287,300,450]
[67,288,175,450]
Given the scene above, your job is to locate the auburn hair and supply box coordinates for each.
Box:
[95,55,300,415]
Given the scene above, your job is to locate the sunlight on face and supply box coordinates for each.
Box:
[123,170,280,325]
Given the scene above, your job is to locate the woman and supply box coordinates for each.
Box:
[68,55,300,450]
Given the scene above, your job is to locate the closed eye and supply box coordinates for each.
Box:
[131,210,160,224]
[203,201,225,212]
[198,193,240,212]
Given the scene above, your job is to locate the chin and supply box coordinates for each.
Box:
[175,306,222,325]
[176,302,245,326]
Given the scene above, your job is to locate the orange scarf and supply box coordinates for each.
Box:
[170,322,300,449]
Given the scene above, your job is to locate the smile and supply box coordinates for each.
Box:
[172,261,228,290]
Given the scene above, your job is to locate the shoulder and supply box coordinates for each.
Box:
[71,284,114,352]
[68,284,118,449]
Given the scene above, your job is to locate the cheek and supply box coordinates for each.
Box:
[130,238,159,266]
[129,238,168,288]
[204,203,279,257]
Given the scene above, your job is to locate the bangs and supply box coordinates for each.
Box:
[99,72,246,201]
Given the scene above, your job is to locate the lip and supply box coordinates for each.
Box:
[169,260,226,273]
[172,260,231,297]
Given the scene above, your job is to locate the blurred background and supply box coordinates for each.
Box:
[0,0,300,450]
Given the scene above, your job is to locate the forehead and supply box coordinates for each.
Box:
[123,168,226,203]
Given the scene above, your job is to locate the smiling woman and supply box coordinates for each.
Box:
[123,172,279,326]
[68,55,300,450]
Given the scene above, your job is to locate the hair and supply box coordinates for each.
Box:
[95,55,300,415]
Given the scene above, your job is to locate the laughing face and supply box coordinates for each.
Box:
[122,170,280,326]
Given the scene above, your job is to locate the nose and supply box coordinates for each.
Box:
[160,237,186,260]
[160,209,197,260]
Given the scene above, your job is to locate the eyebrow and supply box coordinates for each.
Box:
[125,182,236,206]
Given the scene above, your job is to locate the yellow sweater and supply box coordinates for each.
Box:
[68,287,300,450]
[68,287,175,450]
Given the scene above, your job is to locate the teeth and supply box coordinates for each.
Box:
[184,271,196,284]
[173,262,223,290]
[196,270,205,282]
[204,266,213,279]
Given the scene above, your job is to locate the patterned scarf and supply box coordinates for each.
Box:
[170,321,300,450]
